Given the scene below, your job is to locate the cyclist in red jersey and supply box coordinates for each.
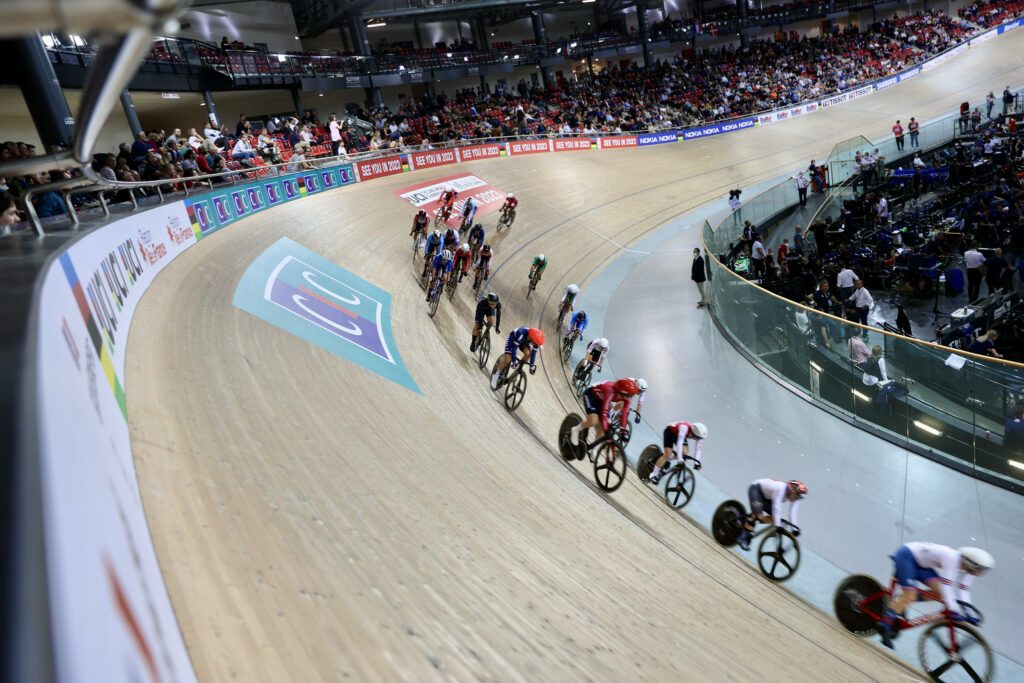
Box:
[569,378,640,446]
[647,421,707,484]
[410,209,429,236]
[452,243,472,282]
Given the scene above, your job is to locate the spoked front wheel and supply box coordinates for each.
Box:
[663,466,695,509]
[504,369,527,412]
[756,528,801,582]
[593,440,627,492]
[574,368,592,397]
[428,286,441,318]
[561,336,574,364]
[918,621,993,682]
[477,331,491,369]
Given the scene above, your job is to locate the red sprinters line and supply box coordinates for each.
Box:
[297,286,357,319]
[106,557,162,683]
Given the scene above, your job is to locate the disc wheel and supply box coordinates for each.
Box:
[504,369,527,412]
[757,528,801,582]
[918,621,993,682]
[558,414,583,460]
[593,440,627,492]
[833,574,886,636]
[636,445,660,482]
[663,466,695,509]
[712,500,746,547]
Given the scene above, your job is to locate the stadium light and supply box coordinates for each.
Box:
[366,20,387,28]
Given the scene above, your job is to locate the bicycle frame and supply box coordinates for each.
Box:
[857,577,951,631]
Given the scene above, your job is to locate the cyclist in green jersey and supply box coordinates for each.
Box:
[529,253,547,284]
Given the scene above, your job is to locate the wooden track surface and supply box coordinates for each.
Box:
[127,32,1024,681]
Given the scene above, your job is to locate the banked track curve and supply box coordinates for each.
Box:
[127,30,1024,682]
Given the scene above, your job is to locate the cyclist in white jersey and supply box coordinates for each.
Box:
[877,542,993,648]
[737,478,806,550]
[575,337,609,379]
[627,377,647,422]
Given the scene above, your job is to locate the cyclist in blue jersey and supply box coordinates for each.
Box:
[491,326,544,389]
[426,249,455,300]
[565,310,588,346]
[466,222,485,254]
[422,229,444,276]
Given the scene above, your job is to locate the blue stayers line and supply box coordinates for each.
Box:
[233,237,421,394]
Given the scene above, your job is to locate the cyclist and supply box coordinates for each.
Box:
[566,309,588,340]
[529,253,548,285]
[438,185,458,208]
[736,479,806,551]
[422,229,443,275]
[491,327,544,389]
[569,378,641,447]
[647,421,707,484]
[459,197,478,230]
[442,227,460,252]
[473,243,494,290]
[559,283,580,319]
[501,192,518,220]
[876,543,994,649]
[452,243,472,283]
[466,222,485,256]
[426,249,455,300]
[410,209,429,237]
[574,337,609,381]
[628,377,648,423]
[470,292,502,352]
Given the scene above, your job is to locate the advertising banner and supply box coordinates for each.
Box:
[897,67,921,83]
[457,143,503,161]
[185,166,355,237]
[598,135,639,149]
[758,112,776,126]
[637,131,680,146]
[820,84,874,108]
[999,18,1021,32]
[970,28,997,45]
[874,73,900,91]
[680,117,755,139]
[408,149,458,171]
[355,156,405,181]
[395,173,506,226]
[36,202,198,683]
[552,137,593,152]
[506,139,552,156]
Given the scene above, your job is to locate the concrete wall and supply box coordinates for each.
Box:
[0,86,133,155]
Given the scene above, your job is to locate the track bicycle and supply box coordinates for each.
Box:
[712,500,802,582]
[557,413,628,492]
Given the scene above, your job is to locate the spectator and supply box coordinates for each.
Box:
[165,128,182,145]
[964,242,985,302]
[236,114,251,138]
[908,117,920,148]
[983,247,1009,295]
[969,329,1003,358]
[728,189,742,225]
[809,280,838,314]
[892,119,904,151]
[861,345,889,386]
[203,121,222,142]
[1003,86,1014,115]
[836,262,858,301]
[0,193,20,233]
[187,128,204,150]
[849,333,871,364]
[794,171,809,208]
[129,132,150,168]
[750,234,768,281]
[691,247,708,308]
[846,278,874,325]
[328,114,343,156]
[986,91,996,119]
[792,227,806,256]
[231,134,256,162]
[1004,407,1024,455]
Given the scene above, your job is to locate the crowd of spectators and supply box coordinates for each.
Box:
[5,1,1024,232]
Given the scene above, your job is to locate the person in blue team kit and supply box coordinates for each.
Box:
[566,309,588,341]
[491,326,545,389]
[426,249,455,300]
[422,229,443,276]
[466,222,485,254]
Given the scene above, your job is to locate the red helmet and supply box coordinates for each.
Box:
[614,378,639,396]
[787,480,808,499]
[528,328,545,347]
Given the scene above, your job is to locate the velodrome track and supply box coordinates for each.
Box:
[126,30,1024,681]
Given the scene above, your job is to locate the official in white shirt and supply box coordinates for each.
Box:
[847,279,874,325]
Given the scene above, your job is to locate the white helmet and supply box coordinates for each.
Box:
[635,378,648,392]
[567,284,579,294]
[538,253,546,262]
[432,229,441,239]
[460,243,470,252]
[690,422,708,439]
[442,249,453,261]
[508,192,515,198]
[958,547,995,574]
[598,338,609,349]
